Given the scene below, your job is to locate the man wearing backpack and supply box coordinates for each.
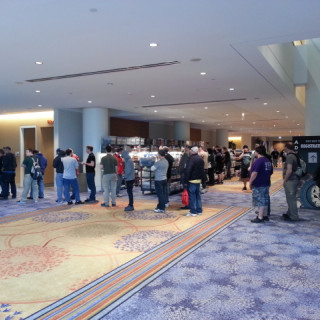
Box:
[282,142,300,221]
[238,145,251,191]
[18,148,38,204]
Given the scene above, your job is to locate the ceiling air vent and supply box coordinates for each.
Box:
[26,61,180,82]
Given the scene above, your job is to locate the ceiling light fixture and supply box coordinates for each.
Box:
[225,113,229,116]
[229,88,235,91]
[204,106,208,110]
[263,102,268,106]
[200,72,206,75]
[276,110,280,113]
[88,101,93,104]
[150,95,155,98]
[35,90,40,93]
[37,105,42,107]
[35,61,43,65]
[149,43,158,47]
[202,120,205,123]
[154,110,158,113]
[182,116,185,118]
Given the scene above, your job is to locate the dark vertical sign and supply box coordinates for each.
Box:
[293,136,320,176]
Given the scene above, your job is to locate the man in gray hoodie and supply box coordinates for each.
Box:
[122,150,135,211]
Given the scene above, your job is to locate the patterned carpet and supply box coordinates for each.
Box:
[1,169,319,320]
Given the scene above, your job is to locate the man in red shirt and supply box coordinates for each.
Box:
[114,147,124,197]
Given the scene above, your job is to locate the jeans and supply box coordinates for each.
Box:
[102,173,117,205]
[284,179,299,220]
[86,172,96,200]
[21,174,38,201]
[2,172,16,198]
[30,175,44,198]
[155,180,167,210]
[208,167,215,185]
[56,173,64,202]
[188,182,202,214]
[126,180,134,206]
[165,179,170,204]
[116,174,123,195]
[63,178,80,202]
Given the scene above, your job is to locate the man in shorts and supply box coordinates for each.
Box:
[249,146,273,223]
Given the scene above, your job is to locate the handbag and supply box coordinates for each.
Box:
[181,189,189,206]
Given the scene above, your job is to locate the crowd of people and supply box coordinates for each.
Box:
[0,142,305,223]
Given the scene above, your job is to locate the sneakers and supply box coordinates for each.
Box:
[184,212,198,217]
[18,201,26,205]
[101,203,110,207]
[263,216,270,221]
[242,186,247,191]
[124,205,134,211]
[112,204,116,207]
[75,201,84,205]
[251,217,264,223]
[180,206,190,210]
[165,203,169,208]
[154,208,165,213]
[116,194,122,198]
[67,201,73,205]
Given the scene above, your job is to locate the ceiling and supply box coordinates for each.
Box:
[1,0,320,137]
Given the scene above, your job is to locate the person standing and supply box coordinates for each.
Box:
[163,146,174,207]
[122,150,135,211]
[100,145,118,207]
[53,148,65,203]
[271,148,280,167]
[282,142,300,221]
[249,146,273,223]
[29,150,47,199]
[151,149,169,213]
[238,145,251,190]
[18,149,38,204]
[61,148,83,205]
[184,146,204,217]
[222,146,231,180]
[179,146,191,210]
[215,147,225,184]
[207,148,216,186]
[1,146,17,199]
[199,146,209,192]
[114,148,124,197]
[82,145,96,203]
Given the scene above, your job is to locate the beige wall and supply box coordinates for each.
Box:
[0,117,54,185]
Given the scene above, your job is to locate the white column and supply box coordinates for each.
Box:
[83,108,109,190]
[216,129,228,147]
[173,121,190,141]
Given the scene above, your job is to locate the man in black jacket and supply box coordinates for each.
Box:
[184,146,204,216]
[1,146,17,200]
[53,148,65,203]
[163,146,174,208]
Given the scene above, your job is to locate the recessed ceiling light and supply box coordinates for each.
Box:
[229,88,235,91]
[150,95,155,98]
[225,113,229,116]
[297,123,300,126]
[241,113,245,117]
[35,90,40,93]
[273,124,276,127]
[263,102,268,106]
[200,72,206,75]
[279,136,282,139]
[149,43,158,47]
[154,110,158,113]
[204,106,208,110]
[217,123,221,126]
[252,122,256,124]
[276,110,280,113]
[37,104,42,107]
[88,101,92,104]
[35,61,43,65]
[202,120,205,123]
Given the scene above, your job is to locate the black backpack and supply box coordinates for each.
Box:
[31,158,43,180]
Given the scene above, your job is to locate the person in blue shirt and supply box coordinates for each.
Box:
[249,145,273,223]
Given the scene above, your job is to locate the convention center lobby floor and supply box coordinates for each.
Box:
[0,169,319,320]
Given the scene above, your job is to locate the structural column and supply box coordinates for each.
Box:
[83,108,109,190]
[216,129,228,148]
[173,121,190,141]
